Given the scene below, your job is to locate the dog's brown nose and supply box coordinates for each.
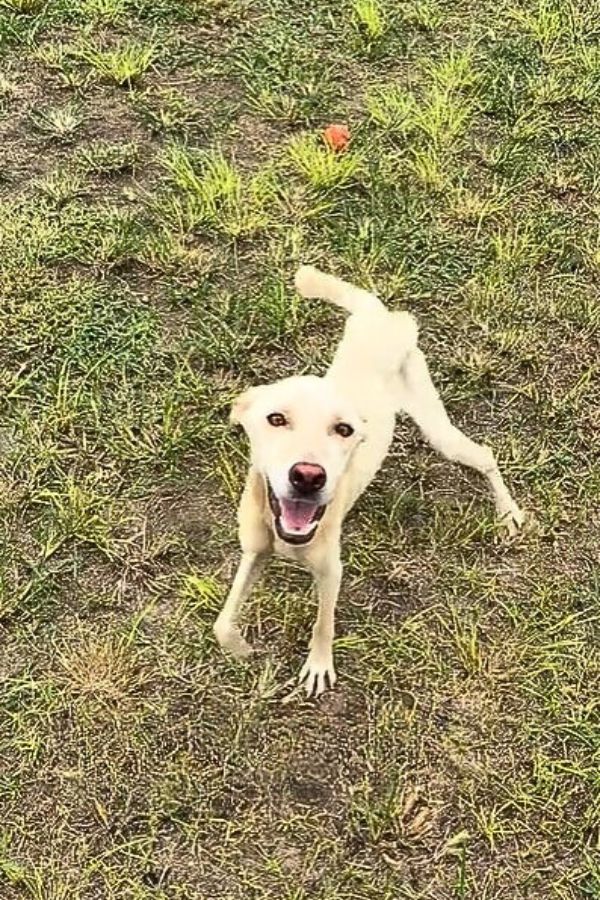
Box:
[289,462,326,495]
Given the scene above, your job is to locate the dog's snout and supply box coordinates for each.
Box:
[289,462,326,494]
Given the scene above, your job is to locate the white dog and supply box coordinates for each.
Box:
[214,266,523,696]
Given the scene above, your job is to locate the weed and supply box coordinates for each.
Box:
[413,86,475,148]
[79,0,129,24]
[75,140,140,175]
[508,0,568,59]
[78,40,156,87]
[160,144,279,237]
[30,102,84,140]
[408,144,448,191]
[35,171,86,206]
[366,84,415,134]
[402,0,442,32]
[234,28,337,124]
[131,86,199,134]
[288,133,362,189]
[352,0,387,46]
[56,633,150,707]
[0,0,45,12]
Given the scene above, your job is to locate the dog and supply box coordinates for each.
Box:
[214,266,524,696]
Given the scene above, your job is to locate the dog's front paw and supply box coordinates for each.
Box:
[299,651,336,698]
[498,501,525,537]
[213,619,253,659]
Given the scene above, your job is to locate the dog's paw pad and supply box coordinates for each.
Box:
[299,654,336,698]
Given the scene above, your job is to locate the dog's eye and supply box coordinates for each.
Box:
[267,412,287,427]
[335,422,354,438]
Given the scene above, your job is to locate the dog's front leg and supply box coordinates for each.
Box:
[299,553,342,697]
[214,551,267,658]
[215,468,272,658]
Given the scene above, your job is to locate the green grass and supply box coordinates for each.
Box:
[0,0,45,12]
[0,0,598,897]
[77,40,157,88]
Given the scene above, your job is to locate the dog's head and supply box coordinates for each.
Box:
[232,375,363,545]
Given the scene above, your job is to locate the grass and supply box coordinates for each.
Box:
[288,133,363,189]
[0,0,598,897]
[0,0,45,12]
[77,40,157,88]
[30,102,84,140]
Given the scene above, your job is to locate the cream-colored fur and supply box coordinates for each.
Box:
[214,266,524,696]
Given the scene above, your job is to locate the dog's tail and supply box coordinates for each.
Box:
[296,265,418,377]
[294,265,384,315]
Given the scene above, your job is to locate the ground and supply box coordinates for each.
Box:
[0,0,598,897]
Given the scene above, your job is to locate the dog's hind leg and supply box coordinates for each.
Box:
[397,348,524,535]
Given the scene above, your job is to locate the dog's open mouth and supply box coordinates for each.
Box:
[267,482,326,545]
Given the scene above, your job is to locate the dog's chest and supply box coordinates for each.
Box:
[272,536,311,564]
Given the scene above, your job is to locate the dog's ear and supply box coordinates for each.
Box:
[230,387,263,425]
[230,390,251,425]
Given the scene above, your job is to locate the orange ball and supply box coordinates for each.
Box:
[323,123,350,152]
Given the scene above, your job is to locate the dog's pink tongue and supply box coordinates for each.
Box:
[280,499,316,532]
